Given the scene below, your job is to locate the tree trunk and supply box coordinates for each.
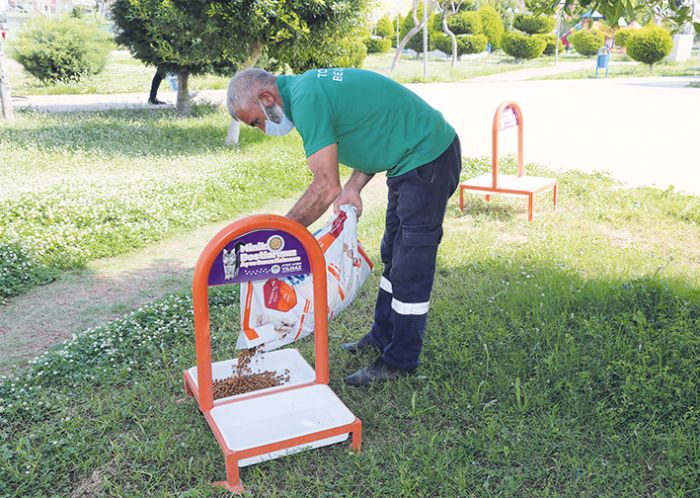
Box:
[176,69,191,117]
[244,40,264,69]
[441,10,458,68]
[391,0,426,72]
[0,35,15,122]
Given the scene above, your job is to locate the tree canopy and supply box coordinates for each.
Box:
[529,0,698,32]
[112,0,370,114]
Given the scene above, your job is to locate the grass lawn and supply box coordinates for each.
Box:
[0,107,311,301]
[532,54,700,81]
[1,158,698,497]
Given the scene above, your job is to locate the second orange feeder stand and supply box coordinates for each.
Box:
[459,100,557,221]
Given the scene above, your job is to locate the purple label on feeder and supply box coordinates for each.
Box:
[500,107,518,130]
[208,230,310,286]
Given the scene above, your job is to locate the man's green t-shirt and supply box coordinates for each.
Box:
[276,68,455,177]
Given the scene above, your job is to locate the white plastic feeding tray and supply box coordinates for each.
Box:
[185,348,316,404]
[211,384,355,466]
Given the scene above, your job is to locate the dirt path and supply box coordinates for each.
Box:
[0,179,389,373]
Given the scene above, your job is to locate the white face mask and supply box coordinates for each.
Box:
[260,102,294,136]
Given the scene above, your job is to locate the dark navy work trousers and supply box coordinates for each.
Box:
[367,135,462,370]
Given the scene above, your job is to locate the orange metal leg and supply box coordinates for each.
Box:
[213,454,245,494]
[459,186,465,211]
[553,183,558,210]
[485,194,491,202]
[528,194,534,222]
[351,420,363,454]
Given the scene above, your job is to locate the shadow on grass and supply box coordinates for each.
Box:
[454,195,519,222]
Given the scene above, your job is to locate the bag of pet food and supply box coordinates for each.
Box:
[236,205,373,351]
[236,206,372,351]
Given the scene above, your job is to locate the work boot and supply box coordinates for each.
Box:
[340,335,382,354]
[344,358,415,387]
[148,97,167,105]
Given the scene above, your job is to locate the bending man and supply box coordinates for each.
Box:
[226,68,461,386]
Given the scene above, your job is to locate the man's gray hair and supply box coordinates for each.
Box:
[226,68,277,121]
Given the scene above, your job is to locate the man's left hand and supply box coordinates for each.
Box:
[333,188,363,218]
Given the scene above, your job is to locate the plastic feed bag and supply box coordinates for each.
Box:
[237,206,372,351]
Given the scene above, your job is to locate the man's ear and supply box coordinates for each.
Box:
[258,90,276,107]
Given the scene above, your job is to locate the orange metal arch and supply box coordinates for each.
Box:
[192,214,329,412]
[491,100,525,188]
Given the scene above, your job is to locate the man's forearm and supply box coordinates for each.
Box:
[287,181,341,227]
[343,170,374,193]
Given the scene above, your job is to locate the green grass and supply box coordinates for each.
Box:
[532,54,700,80]
[0,107,311,301]
[1,159,699,497]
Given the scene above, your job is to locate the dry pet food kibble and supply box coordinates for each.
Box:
[212,348,291,399]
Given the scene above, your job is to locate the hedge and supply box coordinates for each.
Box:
[570,29,605,57]
[12,17,112,83]
[614,27,635,48]
[479,6,504,50]
[502,31,547,60]
[448,11,483,35]
[513,14,556,35]
[535,33,564,56]
[626,25,673,68]
[365,37,392,54]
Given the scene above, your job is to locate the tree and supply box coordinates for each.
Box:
[436,1,465,68]
[0,1,13,121]
[112,0,238,116]
[569,29,605,56]
[399,2,439,56]
[480,5,505,50]
[530,0,699,33]
[482,0,518,28]
[626,24,673,70]
[12,17,112,83]
[392,0,434,71]
[0,33,14,121]
[376,15,395,39]
[113,0,370,116]
[502,30,547,59]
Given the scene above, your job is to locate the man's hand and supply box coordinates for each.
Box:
[333,188,363,217]
[334,170,374,219]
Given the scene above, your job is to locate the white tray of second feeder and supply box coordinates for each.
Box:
[210,383,355,467]
[185,348,316,405]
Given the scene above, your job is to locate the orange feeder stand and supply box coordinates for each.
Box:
[183,214,362,494]
[459,100,557,221]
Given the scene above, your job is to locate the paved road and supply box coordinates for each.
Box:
[409,76,700,194]
[13,75,700,194]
